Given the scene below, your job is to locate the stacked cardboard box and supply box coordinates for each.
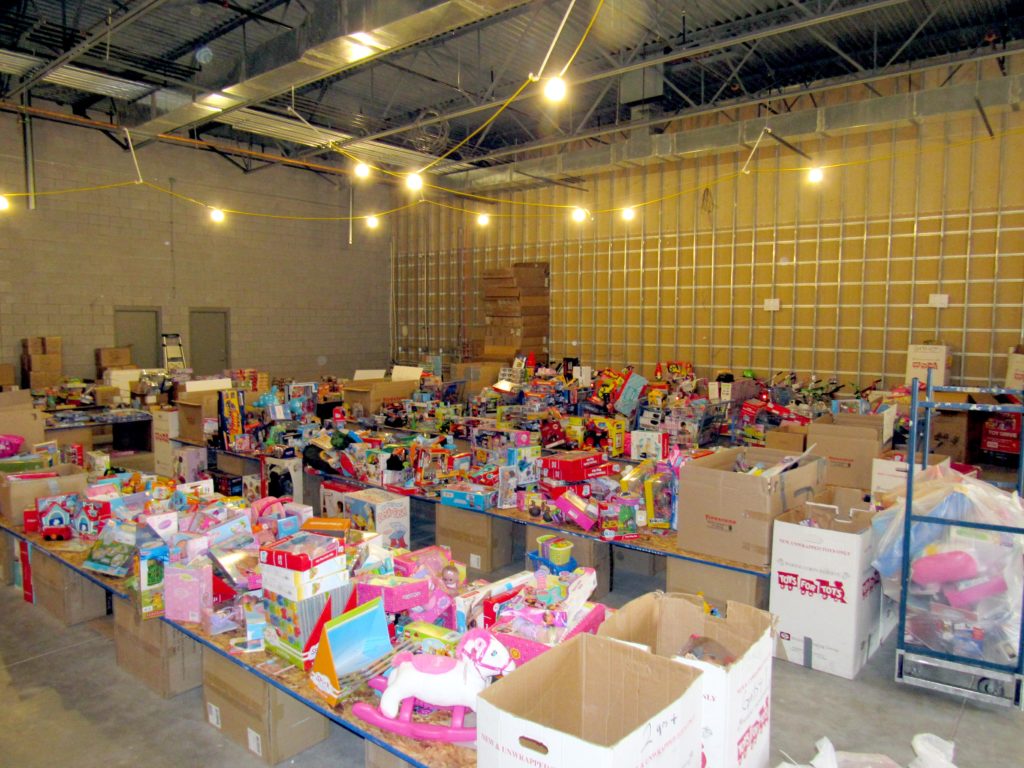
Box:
[481,262,549,355]
[21,336,62,388]
[96,346,134,378]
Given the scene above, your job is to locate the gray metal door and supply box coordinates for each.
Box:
[113,308,161,369]
[189,309,230,375]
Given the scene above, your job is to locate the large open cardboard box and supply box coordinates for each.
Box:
[598,592,774,768]
[477,633,703,768]
[341,378,419,416]
[0,463,88,523]
[677,447,825,568]
[665,558,768,609]
[0,389,44,446]
[770,487,881,680]
[806,411,894,489]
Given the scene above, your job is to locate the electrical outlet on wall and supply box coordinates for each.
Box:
[763,298,781,311]
[928,293,949,308]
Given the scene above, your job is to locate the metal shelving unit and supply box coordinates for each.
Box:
[895,371,1024,707]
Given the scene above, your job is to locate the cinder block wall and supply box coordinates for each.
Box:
[0,114,394,380]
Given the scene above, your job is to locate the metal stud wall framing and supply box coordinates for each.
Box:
[392,108,1024,388]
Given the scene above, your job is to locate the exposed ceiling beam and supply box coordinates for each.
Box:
[126,0,532,139]
[330,0,912,154]
[3,0,171,101]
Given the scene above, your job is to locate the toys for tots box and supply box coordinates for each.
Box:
[477,633,703,768]
[598,592,773,768]
[677,447,825,568]
[769,487,880,680]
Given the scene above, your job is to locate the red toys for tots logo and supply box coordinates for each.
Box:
[776,571,847,603]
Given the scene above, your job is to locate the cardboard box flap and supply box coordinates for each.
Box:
[0,389,33,409]
[480,633,700,748]
[809,414,884,443]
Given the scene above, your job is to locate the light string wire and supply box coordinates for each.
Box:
[1,102,1020,223]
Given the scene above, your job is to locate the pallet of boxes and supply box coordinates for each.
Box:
[479,263,549,361]
[21,336,62,389]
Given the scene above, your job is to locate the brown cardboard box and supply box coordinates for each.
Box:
[435,503,514,574]
[676,446,826,568]
[43,337,62,355]
[0,363,15,387]
[365,741,413,768]
[450,361,504,397]
[613,546,665,578]
[96,346,133,370]
[25,371,62,389]
[0,388,45,446]
[341,378,419,416]
[22,337,45,355]
[45,425,94,451]
[929,392,985,463]
[21,353,61,373]
[665,557,769,609]
[0,463,88,522]
[524,524,611,599]
[217,451,260,477]
[31,550,108,625]
[93,385,119,406]
[202,648,330,765]
[807,413,889,489]
[175,390,221,444]
[765,423,807,453]
[0,529,13,586]
[113,597,202,697]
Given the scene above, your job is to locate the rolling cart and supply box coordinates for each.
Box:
[895,369,1024,707]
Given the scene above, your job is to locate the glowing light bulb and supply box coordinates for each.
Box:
[354,162,370,179]
[807,166,824,183]
[543,77,567,102]
[477,213,490,227]
[405,173,423,192]
[209,207,225,223]
[571,207,588,223]
[0,195,9,211]
[621,207,636,222]
[366,215,380,229]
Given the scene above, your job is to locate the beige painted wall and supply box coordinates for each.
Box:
[0,115,395,379]
[392,60,1024,388]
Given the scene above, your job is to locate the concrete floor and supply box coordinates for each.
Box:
[2,572,1021,768]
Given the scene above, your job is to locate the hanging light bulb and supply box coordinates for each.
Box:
[354,162,370,179]
[571,207,588,223]
[405,173,424,192]
[366,215,380,229]
[0,195,9,211]
[209,207,225,223]
[621,207,636,222]
[806,166,824,183]
[543,77,567,102]
[477,213,490,227]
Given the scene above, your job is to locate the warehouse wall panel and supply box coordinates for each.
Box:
[393,66,1024,388]
[0,117,394,380]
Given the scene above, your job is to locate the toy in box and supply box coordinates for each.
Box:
[629,430,670,460]
[400,620,461,655]
[320,479,362,519]
[645,470,676,529]
[73,498,112,540]
[135,546,167,619]
[164,558,213,623]
[439,482,498,512]
[508,445,541,486]
[36,493,82,541]
[263,582,350,669]
[262,455,303,500]
[259,531,341,571]
[341,488,410,549]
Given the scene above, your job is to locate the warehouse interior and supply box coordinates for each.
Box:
[1,2,1023,767]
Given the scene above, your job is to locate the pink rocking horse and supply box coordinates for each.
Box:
[352,628,515,742]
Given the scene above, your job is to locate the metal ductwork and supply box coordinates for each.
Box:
[125,0,532,139]
[441,72,1024,193]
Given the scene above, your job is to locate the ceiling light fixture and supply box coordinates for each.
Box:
[543,76,567,102]
[806,166,825,183]
[209,207,225,223]
[621,207,636,222]
[366,215,380,229]
[477,213,490,227]
[354,162,370,179]
[571,207,588,223]
[405,173,424,192]
[0,195,9,211]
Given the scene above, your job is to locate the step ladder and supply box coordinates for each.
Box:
[161,333,187,371]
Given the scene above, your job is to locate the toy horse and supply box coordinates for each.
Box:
[352,628,515,742]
